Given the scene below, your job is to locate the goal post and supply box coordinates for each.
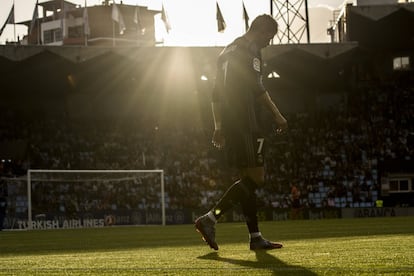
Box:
[26,169,165,230]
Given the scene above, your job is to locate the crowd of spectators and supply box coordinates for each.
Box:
[1,83,413,216]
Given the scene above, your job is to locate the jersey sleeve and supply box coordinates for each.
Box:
[211,61,223,103]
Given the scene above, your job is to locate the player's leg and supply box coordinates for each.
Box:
[195,131,249,250]
[195,133,282,250]
[195,131,244,250]
[240,133,283,250]
[195,176,256,250]
[197,164,283,250]
[242,166,283,250]
[240,133,265,238]
[240,167,262,234]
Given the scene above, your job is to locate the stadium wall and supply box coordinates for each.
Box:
[4,207,414,230]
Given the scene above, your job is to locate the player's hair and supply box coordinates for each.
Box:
[249,14,278,34]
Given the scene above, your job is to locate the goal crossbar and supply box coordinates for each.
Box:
[27,169,165,229]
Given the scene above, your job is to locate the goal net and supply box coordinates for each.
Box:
[17,169,165,230]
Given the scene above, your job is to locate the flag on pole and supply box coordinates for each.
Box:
[242,1,249,32]
[83,0,90,36]
[216,2,226,33]
[29,0,39,34]
[161,4,171,33]
[0,4,15,36]
[112,2,126,35]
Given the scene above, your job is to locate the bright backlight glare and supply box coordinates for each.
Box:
[200,75,208,81]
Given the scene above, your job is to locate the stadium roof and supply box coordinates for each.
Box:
[347,3,414,48]
[0,43,358,64]
[0,43,364,115]
[263,42,359,87]
[351,2,414,21]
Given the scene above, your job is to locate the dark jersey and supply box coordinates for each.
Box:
[212,36,267,135]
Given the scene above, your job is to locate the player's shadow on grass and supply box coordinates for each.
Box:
[198,251,316,275]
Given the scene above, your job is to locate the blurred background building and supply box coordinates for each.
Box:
[17,0,158,46]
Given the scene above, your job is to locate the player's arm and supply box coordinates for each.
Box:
[211,101,225,149]
[211,101,222,131]
[258,91,288,132]
[253,67,287,132]
[211,69,225,149]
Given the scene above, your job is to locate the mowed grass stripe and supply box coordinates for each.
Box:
[0,217,413,275]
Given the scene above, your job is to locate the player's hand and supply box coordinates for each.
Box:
[275,116,288,134]
[212,129,225,149]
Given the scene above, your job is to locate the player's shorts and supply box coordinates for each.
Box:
[224,131,265,169]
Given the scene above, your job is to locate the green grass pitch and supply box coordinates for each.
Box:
[1,217,413,275]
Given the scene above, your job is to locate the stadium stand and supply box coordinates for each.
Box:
[0,81,412,213]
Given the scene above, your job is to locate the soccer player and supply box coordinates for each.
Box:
[195,14,288,250]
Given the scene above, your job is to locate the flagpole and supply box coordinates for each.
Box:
[37,17,40,45]
[84,0,88,46]
[13,22,16,43]
[60,0,65,43]
[13,0,16,42]
[112,0,115,47]
[85,1,87,46]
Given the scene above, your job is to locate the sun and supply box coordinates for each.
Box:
[155,0,220,46]
[155,0,269,47]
